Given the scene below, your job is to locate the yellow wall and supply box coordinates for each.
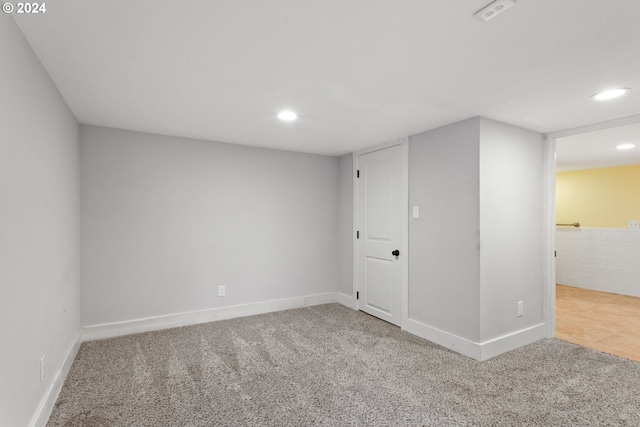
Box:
[556,164,640,228]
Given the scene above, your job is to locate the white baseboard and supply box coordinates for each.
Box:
[405,318,546,361]
[479,322,546,361]
[82,292,338,342]
[336,292,357,309]
[29,329,82,427]
[405,318,481,360]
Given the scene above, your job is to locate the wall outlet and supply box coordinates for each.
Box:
[40,356,45,383]
[628,220,639,229]
[218,285,225,297]
[517,301,524,317]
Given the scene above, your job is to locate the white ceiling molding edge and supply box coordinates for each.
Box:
[548,114,640,139]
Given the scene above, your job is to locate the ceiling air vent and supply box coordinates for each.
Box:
[474,0,516,22]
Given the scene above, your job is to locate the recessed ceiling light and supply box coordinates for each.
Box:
[591,88,630,101]
[277,111,298,121]
[616,143,636,150]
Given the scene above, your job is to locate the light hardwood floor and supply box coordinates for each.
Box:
[556,284,640,362]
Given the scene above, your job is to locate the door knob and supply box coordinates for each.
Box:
[392,249,400,257]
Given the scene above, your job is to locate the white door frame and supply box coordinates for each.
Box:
[543,113,640,337]
[542,135,557,338]
[353,137,409,328]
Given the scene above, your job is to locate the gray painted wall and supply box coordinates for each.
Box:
[408,118,481,342]
[80,125,340,325]
[479,118,544,340]
[408,117,544,344]
[338,154,353,297]
[0,14,81,427]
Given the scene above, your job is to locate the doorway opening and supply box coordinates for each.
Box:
[553,120,640,362]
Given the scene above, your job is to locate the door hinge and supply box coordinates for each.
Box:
[356,230,359,239]
[357,170,360,178]
[356,291,359,300]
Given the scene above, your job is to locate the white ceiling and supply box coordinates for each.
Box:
[12,0,640,156]
[556,122,640,172]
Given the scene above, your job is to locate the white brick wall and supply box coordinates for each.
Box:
[556,227,640,297]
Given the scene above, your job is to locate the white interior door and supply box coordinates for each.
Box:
[357,144,403,326]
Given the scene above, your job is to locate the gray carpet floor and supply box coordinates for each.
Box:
[48,304,640,426]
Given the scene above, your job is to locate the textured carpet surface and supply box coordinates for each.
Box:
[48,304,640,426]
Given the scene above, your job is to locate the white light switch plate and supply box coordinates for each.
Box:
[40,356,45,382]
[412,206,420,219]
[517,301,524,317]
